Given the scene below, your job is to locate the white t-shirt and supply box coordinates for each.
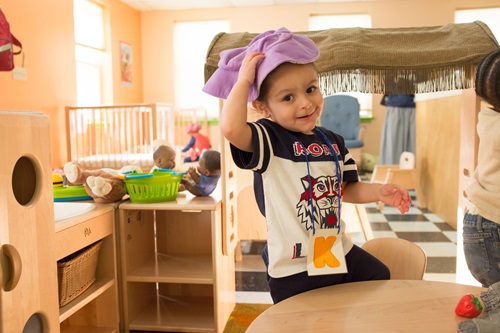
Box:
[231,119,358,278]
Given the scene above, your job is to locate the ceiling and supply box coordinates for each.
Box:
[119,0,373,11]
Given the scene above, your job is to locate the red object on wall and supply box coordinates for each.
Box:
[0,7,22,71]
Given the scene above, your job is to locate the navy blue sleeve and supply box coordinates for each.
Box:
[182,136,196,152]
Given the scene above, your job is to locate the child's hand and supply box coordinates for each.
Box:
[378,184,411,214]
[187,166,200,183]
[238,52,265,86]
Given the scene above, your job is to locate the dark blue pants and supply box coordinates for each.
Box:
[261,244,390,304]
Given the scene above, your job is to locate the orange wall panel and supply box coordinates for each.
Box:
[0,0,143,168]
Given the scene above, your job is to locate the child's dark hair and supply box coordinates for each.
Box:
[475,48,500,109]
[202,150,221,171]
[256,62,318,102]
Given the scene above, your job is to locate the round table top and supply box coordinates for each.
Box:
[247,279,486,333]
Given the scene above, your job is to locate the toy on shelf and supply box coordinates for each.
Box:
[52,173,64,187]
[181,150,221,197]
[53,172,93,201]
[151,145,177,172]
[181,122,211,163]
[63,162,141,203]
[122,168,186,203]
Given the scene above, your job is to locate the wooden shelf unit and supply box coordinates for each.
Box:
[117,193,235,333]
[54,204,119,333]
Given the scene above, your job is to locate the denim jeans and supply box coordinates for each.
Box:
[463,212,500,287]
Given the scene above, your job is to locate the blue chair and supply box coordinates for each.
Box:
[320,95,366,167]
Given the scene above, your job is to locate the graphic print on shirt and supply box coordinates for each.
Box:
[296,174,341,232]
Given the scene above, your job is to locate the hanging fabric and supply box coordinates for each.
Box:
[0,7,22,72]
[204,21,499,95]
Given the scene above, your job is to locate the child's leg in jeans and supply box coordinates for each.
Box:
[459,213,500,333]
[463,213,500,287]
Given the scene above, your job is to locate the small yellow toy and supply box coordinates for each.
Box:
[52,173,64,187]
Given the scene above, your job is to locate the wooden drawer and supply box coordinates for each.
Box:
[54,210,113,261]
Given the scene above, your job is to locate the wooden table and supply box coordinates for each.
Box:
[247,280,486,333]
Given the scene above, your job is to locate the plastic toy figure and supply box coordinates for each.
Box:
[181,122,211,163]
[181,150,220,196]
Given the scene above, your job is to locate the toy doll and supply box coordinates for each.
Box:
[180,150,221,196]
[181,122,211,163]
[151,145,177,172]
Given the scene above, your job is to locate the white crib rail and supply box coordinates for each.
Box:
[65,103,209,170]
[172,106,209,147]
[65,103,174,170]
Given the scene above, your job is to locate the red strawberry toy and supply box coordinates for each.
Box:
[455,294,483,318]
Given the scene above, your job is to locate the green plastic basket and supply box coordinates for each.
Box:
[123,169,184,203]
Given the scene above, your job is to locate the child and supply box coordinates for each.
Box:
[181,149,221,196]
[203,27,411,304]
[379,93,416,165]
[181,122,211,163]
[151,145,176,171]
[458,48,500,333]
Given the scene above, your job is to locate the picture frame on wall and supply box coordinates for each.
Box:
[120,41,132,86]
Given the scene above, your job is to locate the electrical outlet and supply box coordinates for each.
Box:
[12,68,27,81]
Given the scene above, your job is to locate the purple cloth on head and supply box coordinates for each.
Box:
[202,27,319,102]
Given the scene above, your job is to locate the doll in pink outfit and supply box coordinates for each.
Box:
[181,122,211,163]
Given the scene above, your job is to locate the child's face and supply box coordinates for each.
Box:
[155,150,176,169]
[255,63,323,134]
[197,156,208,175]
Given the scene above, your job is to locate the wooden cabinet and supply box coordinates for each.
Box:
[54,204,119,333]
[0,111,60,333]
[117,192,235,332]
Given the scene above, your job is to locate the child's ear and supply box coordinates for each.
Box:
[252,100,270,118]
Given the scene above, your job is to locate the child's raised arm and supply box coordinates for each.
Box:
[219,52,265,152]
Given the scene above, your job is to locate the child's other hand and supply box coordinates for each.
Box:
[187,166,197,176]
[379,184,411,214]
[238,52,265,86]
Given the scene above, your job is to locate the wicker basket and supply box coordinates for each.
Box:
[57,240,102,307]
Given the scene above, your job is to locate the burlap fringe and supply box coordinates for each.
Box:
[205,64,478,96]
[318,64,478,95]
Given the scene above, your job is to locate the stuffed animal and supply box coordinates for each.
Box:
[63,162,142,203]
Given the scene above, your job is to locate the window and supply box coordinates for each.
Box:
[74,0,108,106]
[173,20,230,119]
[309,14,372,30]
[419,7,500,101]
[455,7,500,41]
[309,14,373,115]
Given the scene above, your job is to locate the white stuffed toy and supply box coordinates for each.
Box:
[63,162,142,203]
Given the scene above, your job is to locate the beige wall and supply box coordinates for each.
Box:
[416,95,462,228]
